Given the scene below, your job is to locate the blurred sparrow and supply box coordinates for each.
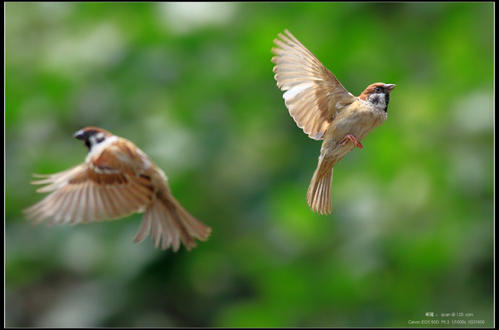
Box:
[24,127,211,251]
[272,30,396,214]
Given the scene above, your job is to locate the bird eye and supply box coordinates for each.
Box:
[375,87,382,93]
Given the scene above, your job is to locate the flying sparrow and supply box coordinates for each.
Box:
[272,30,396,214]
[24,127,211,251]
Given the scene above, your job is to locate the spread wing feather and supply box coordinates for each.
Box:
[272,29,355,140]
[24,163,154,225]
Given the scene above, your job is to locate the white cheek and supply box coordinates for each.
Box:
[85,136,118,162]
[369,93,386,107]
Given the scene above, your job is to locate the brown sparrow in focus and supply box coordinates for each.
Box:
[272,30,396,214]
[24,127,211,251]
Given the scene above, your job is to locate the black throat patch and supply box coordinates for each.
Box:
[384,93,390,112]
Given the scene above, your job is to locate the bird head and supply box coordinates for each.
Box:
[74,127,113,150]
[359,82,396,112]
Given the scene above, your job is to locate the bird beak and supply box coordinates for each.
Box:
[74,129,85,140]
[384,84,396,91]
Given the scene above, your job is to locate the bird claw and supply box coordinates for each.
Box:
[340,134,363,149]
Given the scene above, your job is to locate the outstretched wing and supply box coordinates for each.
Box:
[24,156,155,225]
[272,29,356,140]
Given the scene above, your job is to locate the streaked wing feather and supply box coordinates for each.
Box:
[85,183,96,223]
[272,30,355,140]
[151,208,162,248]
[69,185,84,224]
[134,209,152,243]
[24,163,154,225]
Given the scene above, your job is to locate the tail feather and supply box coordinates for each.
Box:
[307,159,334,215]
[134,193,211,251]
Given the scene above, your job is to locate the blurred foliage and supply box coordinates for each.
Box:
[5,2,494,328]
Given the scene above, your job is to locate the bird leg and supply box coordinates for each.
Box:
[340,134,363,149]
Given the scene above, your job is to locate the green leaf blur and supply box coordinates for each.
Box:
[5,2,493,328]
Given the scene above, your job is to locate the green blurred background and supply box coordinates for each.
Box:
[5,2,494,328]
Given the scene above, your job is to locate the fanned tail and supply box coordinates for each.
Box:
[307,157,334,215]
[134,192,211,251]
